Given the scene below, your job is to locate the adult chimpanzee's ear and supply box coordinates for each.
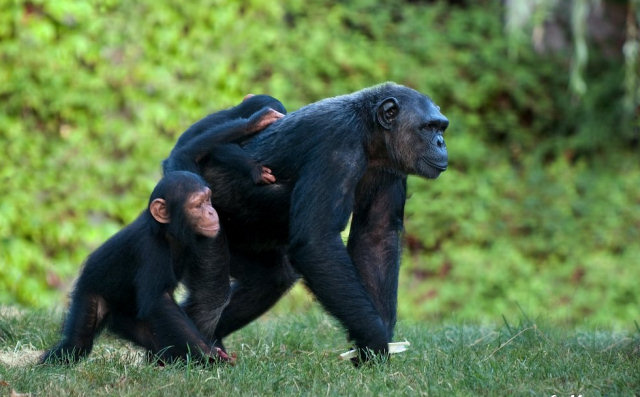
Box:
[376,97,399,130]
[149,198,170,224]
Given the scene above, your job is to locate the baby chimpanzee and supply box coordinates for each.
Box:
[163,94,286,184]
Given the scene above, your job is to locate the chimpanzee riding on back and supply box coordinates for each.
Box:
[163,94,287,184]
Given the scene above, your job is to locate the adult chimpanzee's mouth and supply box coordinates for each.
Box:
[427,161,448,171]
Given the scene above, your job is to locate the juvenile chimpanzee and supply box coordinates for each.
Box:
[163,94,286,184]
[168,83,449,364]
[41,171,233,365]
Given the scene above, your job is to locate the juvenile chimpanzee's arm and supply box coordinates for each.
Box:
[163,107,282,183]
[170,94,287,152]
[147,293,232,363]
[134,239,178,319]
[127,238,232,363]
[180,232,231,343]
[108,293,233,364]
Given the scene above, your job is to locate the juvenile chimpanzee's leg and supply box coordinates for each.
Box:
[211,249,298,345]
[202,143,275,185]
[107,313,155,350]
[40,293,109,363]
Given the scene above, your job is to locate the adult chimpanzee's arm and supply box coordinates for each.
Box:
[286,161,390,357]
[347,168,407,340]
[163,107,282,180]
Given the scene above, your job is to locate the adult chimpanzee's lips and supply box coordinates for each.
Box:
[427,161,448,171]
[199,225,219,233]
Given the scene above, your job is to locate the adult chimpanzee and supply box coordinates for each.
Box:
[41,171,234,365]
[173,82,449,363]
[163,94,286,184]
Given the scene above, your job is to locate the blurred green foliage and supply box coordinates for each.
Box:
[0,1,638,327]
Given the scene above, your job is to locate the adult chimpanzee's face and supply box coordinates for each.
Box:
[378,94,449,179]
[185,188,220,238]
[411,96,448,178]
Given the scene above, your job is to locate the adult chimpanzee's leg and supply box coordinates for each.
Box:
[212,249,298,344]
[347,168,407,340]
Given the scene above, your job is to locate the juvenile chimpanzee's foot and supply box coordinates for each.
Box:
[251,165,276,184]
[39,345,87,365]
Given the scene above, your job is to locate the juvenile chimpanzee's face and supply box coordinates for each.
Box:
[185,188,220,238]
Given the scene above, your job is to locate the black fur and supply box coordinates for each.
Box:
[41,171,230,364]
[174,83,449,362]
[163,95,287,184]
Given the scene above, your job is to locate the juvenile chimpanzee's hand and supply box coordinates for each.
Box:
[211,347,237,365]
[247,107,285,133]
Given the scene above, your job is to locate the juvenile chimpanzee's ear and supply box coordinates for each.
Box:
[149,198,170,224]
[376,97,399,130]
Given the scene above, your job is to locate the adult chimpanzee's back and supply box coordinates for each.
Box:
[182,83,449,363]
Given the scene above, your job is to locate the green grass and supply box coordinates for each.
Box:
[1,307,639,396]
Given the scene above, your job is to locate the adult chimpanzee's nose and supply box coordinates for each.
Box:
[432,134,446,148]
